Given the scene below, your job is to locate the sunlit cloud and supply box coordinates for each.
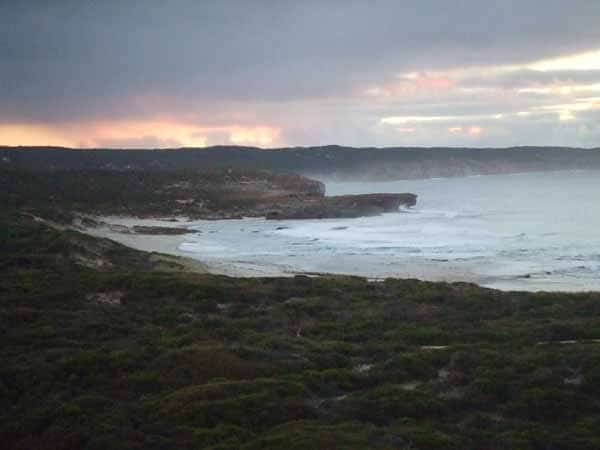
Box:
[364,73,453,98]
[517,83,600,95]
[396,127,416,133]
[399,72,420,80]
[531,97,600,122]
[447,126,482,136]
[381,115,457,124]
[381,114,500,125]
[537,101,597,112]
[369,47,600,145]
[80,120,210,147]
[0,120,281,148]
[559,111,576,121]
[0,124,74,147]
[229,127,280,146]
[529,49,600,72]
[364,87,391,97]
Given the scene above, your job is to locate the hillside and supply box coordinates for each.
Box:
[2,145,600,181]
[0,169,415,220]
[3,210,600,449]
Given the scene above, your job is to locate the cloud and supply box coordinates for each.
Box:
[92,136,188,149]
[229,127,280,146]
[0,120,281,148]
[2,1,600,147]
[0,123,72,147]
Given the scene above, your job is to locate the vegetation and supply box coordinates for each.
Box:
[0,169,416,221]
[3,208,600,449]
[0,168,325,219]
[2,145,600,181]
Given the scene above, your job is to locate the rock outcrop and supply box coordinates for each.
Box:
[265,193,417,220]
[131,225,191,235]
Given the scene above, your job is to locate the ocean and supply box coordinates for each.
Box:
[179,170,600,291]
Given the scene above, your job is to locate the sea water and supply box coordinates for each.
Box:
[179,170,600,291]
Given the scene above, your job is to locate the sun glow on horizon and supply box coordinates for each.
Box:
[0,124,74,147]
[0,121,281,148]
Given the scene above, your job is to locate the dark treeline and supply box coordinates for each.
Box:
[3,145,600,180]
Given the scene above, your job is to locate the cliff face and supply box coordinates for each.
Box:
[266,193,417,220]
[3,145,600,181]
[1,169,415,220]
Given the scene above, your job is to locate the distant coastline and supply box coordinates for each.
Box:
[3,145,600,181]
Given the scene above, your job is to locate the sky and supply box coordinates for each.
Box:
[1,0,600,149]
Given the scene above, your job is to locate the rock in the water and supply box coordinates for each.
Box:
[132,225,190,235]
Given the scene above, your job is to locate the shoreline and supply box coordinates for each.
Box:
[81,215,296,278]
[81,215,600,292]
[81,215,488,282]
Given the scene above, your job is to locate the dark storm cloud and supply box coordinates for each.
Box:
[2,0,600,121]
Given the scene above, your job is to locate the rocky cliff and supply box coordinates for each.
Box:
[1,169,415,220]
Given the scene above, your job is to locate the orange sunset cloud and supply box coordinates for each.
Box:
[0,121,281,148]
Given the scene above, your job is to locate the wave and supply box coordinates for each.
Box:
[410,208,483,220]
[173,171,600,291]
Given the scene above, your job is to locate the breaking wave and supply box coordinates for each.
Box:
[179,170,600,291]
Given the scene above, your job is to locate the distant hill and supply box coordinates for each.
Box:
[2,145,600,180]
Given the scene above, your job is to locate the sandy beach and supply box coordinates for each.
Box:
[82,216,296,278]
[81,215,486,282]
[80,209,600,292]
